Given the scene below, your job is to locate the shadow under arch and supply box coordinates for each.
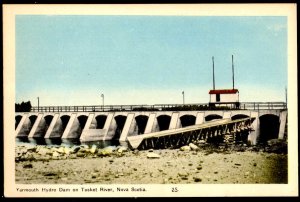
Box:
[135,115,149,134]
[26,115,38,135]
[41,115,54,137]
[60,115,70,136]
[258,114,280,144]
[157,115,171,131]
[95,115,107,129]
[231,114,249,121]
[205,114,222,122]
[77,115,88,130]
[113,115,127,140]
[15,115,22,129]
[180,115,196,127]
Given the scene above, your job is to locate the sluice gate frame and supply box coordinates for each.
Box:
[127,117,255,150]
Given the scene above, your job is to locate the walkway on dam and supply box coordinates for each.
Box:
[128,117,255,149]
[29,102,287,112]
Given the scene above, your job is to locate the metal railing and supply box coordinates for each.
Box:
[29,102,287,112]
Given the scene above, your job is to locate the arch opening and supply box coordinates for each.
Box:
[60,115,70,134]
[259,114,280,144]
[135,115,149,134]
[15,115,22,129]
[42,115,54,137]
[205,114,222,122]
[157,115,171,131]
[44,115,53,126]
[29,115,37,125]
[25,115,37,136]
[113,115,127,140]
[180,115,196,127]
[78,115,88,130]
[231,114,249,121]
[96,115,107,129]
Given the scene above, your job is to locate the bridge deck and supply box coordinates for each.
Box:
[127,117,255,149]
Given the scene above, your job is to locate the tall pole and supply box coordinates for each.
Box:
[37,97,39,112]
[182,91,185,105]
[232,55,235,89]
[212,56,215,90]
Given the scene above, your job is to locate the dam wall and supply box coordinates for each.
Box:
[15,110,287,145]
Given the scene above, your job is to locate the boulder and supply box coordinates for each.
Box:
[52,151,60,158]
[18,148,28,155]
[71,146,81,153]
[64,147,72,155]
[117,146,128,153]
[23,153,35,161]
[147,153,161,159]
[80,145,89,149]
[37,147,50,156]
[76,152,85,157]
[23,163,33,169]
[56,147,65,154]
[97,147,114,156]
[103,146,114,153]
[91,172,98,179]
[26,146,36,152]
[90,145,98,154]
[189,143,199,151]
[193,175,202,182]
[196,165,202,170]
[180,145,191,151]
[178,172,188,177]
[78,147,88,153]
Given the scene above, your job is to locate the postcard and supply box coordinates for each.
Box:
[3,4,298,197]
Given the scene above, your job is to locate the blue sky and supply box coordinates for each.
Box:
[16,16,287,106]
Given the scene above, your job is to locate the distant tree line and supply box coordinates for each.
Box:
[15,101,32,112]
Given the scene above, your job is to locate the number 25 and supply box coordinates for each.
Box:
[172,187,178,192]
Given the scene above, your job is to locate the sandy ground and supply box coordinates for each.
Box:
[15,145,287,184]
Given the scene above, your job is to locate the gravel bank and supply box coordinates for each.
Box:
[15,143,287,184]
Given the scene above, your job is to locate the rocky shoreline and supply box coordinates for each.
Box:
[15,139,288,184]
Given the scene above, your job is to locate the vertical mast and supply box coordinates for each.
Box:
[232,55,235,89]
[212,56,215,90]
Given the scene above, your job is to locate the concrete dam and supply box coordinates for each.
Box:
[15,108,287,147]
